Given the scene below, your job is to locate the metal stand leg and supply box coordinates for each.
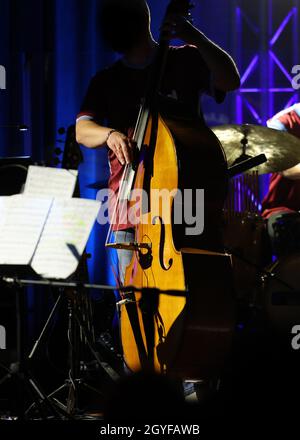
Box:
[25,289,120,419]
[0,286,69,420]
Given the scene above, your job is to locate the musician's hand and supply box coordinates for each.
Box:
[106,131,134,165]
[161,14,199,44]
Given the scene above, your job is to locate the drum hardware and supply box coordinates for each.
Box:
[264,286,300,306]
[225,243,300,329]
[224,238,292,307]
[223,243,300,341]
[261,254,300,330]
[223,209,269,302]
[213,122,300,335]
[228,153,267,178]
[224,243,265,303]
[261,259,295,290]
[224,245,265,273]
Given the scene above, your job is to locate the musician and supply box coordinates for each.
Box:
[262,103,300,256]
[76,0,240,280]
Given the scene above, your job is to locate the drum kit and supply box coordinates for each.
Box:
[211,123,300,332]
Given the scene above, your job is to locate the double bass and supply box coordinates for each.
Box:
[107,0,235,379]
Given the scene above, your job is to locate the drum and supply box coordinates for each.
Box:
[263,253,300,331]
[223,213,271,304]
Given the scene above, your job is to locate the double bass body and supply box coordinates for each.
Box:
[120,112,235,379]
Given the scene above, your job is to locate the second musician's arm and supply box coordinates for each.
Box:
[280,163,300,180]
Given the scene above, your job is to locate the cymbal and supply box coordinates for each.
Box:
[211,124,300,174]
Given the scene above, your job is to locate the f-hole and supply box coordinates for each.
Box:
[152,216,173,271]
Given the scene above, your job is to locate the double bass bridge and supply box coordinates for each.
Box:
[106,242,152,252]
[107,241,153,270]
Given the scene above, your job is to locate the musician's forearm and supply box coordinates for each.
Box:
[76,120,112,148]
[280,163,300,180]
[187,26,240,92]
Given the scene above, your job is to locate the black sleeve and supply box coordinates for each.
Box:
[78,72,108,123]
[184,45,226,104]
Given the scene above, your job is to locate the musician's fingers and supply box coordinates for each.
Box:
[160,21,177,39]
[114,144,126,165]
[161,15,193,41]
[107,131,131,165]
[162,19,177,28]
[117,139,130,164]
[128,139,136,156]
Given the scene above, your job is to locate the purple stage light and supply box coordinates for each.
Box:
[269,88,295,92]
[240,8,259,35]
[236,94,243,124]
[269,50,293,82]
[270,8,297,47]
[240,88,261,93]
[232,2,299,210]
[285,94,298,109]
[243,97,262,124]
[241,55,259,85]
[240,88,295,93]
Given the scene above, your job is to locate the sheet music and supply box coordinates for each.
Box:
[23,165,78,199]
[31,198,100,279]
[0,195,52,265]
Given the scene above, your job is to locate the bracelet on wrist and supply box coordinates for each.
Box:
[106,129,117,143]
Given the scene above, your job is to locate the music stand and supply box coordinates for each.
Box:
[0,158,57,419]
[0,190,116,419]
